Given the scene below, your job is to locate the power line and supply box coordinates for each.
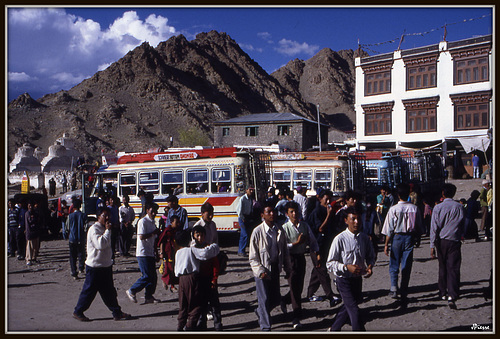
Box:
[358,13,491,52]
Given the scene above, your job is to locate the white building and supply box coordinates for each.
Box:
[354,35,492,153]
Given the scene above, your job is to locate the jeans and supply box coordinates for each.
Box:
[61,221,67,240]
[130,256,157,299]
[389,234,414,299]
[238,217,252,255]
[74,265,122,317]
[473,166,480,178]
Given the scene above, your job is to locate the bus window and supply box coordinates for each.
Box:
[187,169,208,194]
[162,170,183,196]
[333,168,346,192]
[314,170,332,190]
[120,173,136,196]
[212,167,231,193]
[139,171,159,194]
[273,170,291,191]
[293,170,312,190]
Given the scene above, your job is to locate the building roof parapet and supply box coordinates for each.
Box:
[401,44,439,58]
[448,34,492,50]
[359,52,393,65]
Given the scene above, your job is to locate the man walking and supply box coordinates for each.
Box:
[67,199,87,279]
[249,202,291,331]
[73,207,131,322]
[236,186,255,256]
[430,183,464,309]
[381,183,423,309]
[326,207,375,331]
[126,202,161,304]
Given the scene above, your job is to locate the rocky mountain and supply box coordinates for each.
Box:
[8,30,362,163]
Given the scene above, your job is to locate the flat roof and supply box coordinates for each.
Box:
[214,112,328,126]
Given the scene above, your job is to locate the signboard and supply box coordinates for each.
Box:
[21,171,30,194]
[270,153,305,161]
[154,152,198,162]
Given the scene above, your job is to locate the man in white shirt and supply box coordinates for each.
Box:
[293,186,307,220]
[126,202,161,304]
[73,207,132,322]
[327,207,375,331]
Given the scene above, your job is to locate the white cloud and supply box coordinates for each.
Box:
[275,38,319,56]
[8,8,177,100]
[9,71,34,82]
[257,31,273,43]
[239,43,263,53]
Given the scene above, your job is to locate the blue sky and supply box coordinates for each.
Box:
[7,6,493,101]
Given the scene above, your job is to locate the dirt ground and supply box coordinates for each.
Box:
[5,178,494,333]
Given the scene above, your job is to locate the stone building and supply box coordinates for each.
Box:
[213,112,329,151]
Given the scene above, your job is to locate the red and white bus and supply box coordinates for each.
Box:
[83,147,270,231]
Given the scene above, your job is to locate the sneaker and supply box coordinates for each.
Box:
[73,313,91,322]
[237,252,246,257]
[329,296,341,307]
[388,291,398,299]
[144,297,160,304]
[309,295,324,302]
[17,255,25,260]
[170,285,178,293]
[448,300,457,310]
[71,274,78,280]
[126,290,137,303]
[26,261,33,266]
[207,312,214,321]
[292,320,303,330]
[440,295,447,301]
[114,312,132,321]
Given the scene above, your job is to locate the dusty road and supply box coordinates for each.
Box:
[5,179,494,333]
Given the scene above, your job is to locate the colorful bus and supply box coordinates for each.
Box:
[268,151,365,196]
[82,147,270,231]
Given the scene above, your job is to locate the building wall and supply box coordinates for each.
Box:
[355,38,492,147]
[214,121,327,151]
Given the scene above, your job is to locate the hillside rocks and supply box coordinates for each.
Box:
[8,30,360,163]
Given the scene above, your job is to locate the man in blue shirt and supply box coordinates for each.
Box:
[67,199,87,279]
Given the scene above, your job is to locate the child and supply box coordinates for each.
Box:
[192,224,223,331]
[174,229,219,331]
[158,215,181,292]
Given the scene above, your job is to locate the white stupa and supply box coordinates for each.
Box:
[41,134,82,172]
[9,143,42,173]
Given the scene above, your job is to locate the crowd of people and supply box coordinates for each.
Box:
[7,177,493,331]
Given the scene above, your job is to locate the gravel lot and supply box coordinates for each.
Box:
[6,179,494,333]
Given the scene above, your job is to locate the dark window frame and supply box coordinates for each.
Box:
[450,91,491,131]
[402,96,439,134]
[362,102,394,136]
[222,127,230,137]
[245,126,259,137]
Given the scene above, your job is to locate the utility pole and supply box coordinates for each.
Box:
[316,104,322,152]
